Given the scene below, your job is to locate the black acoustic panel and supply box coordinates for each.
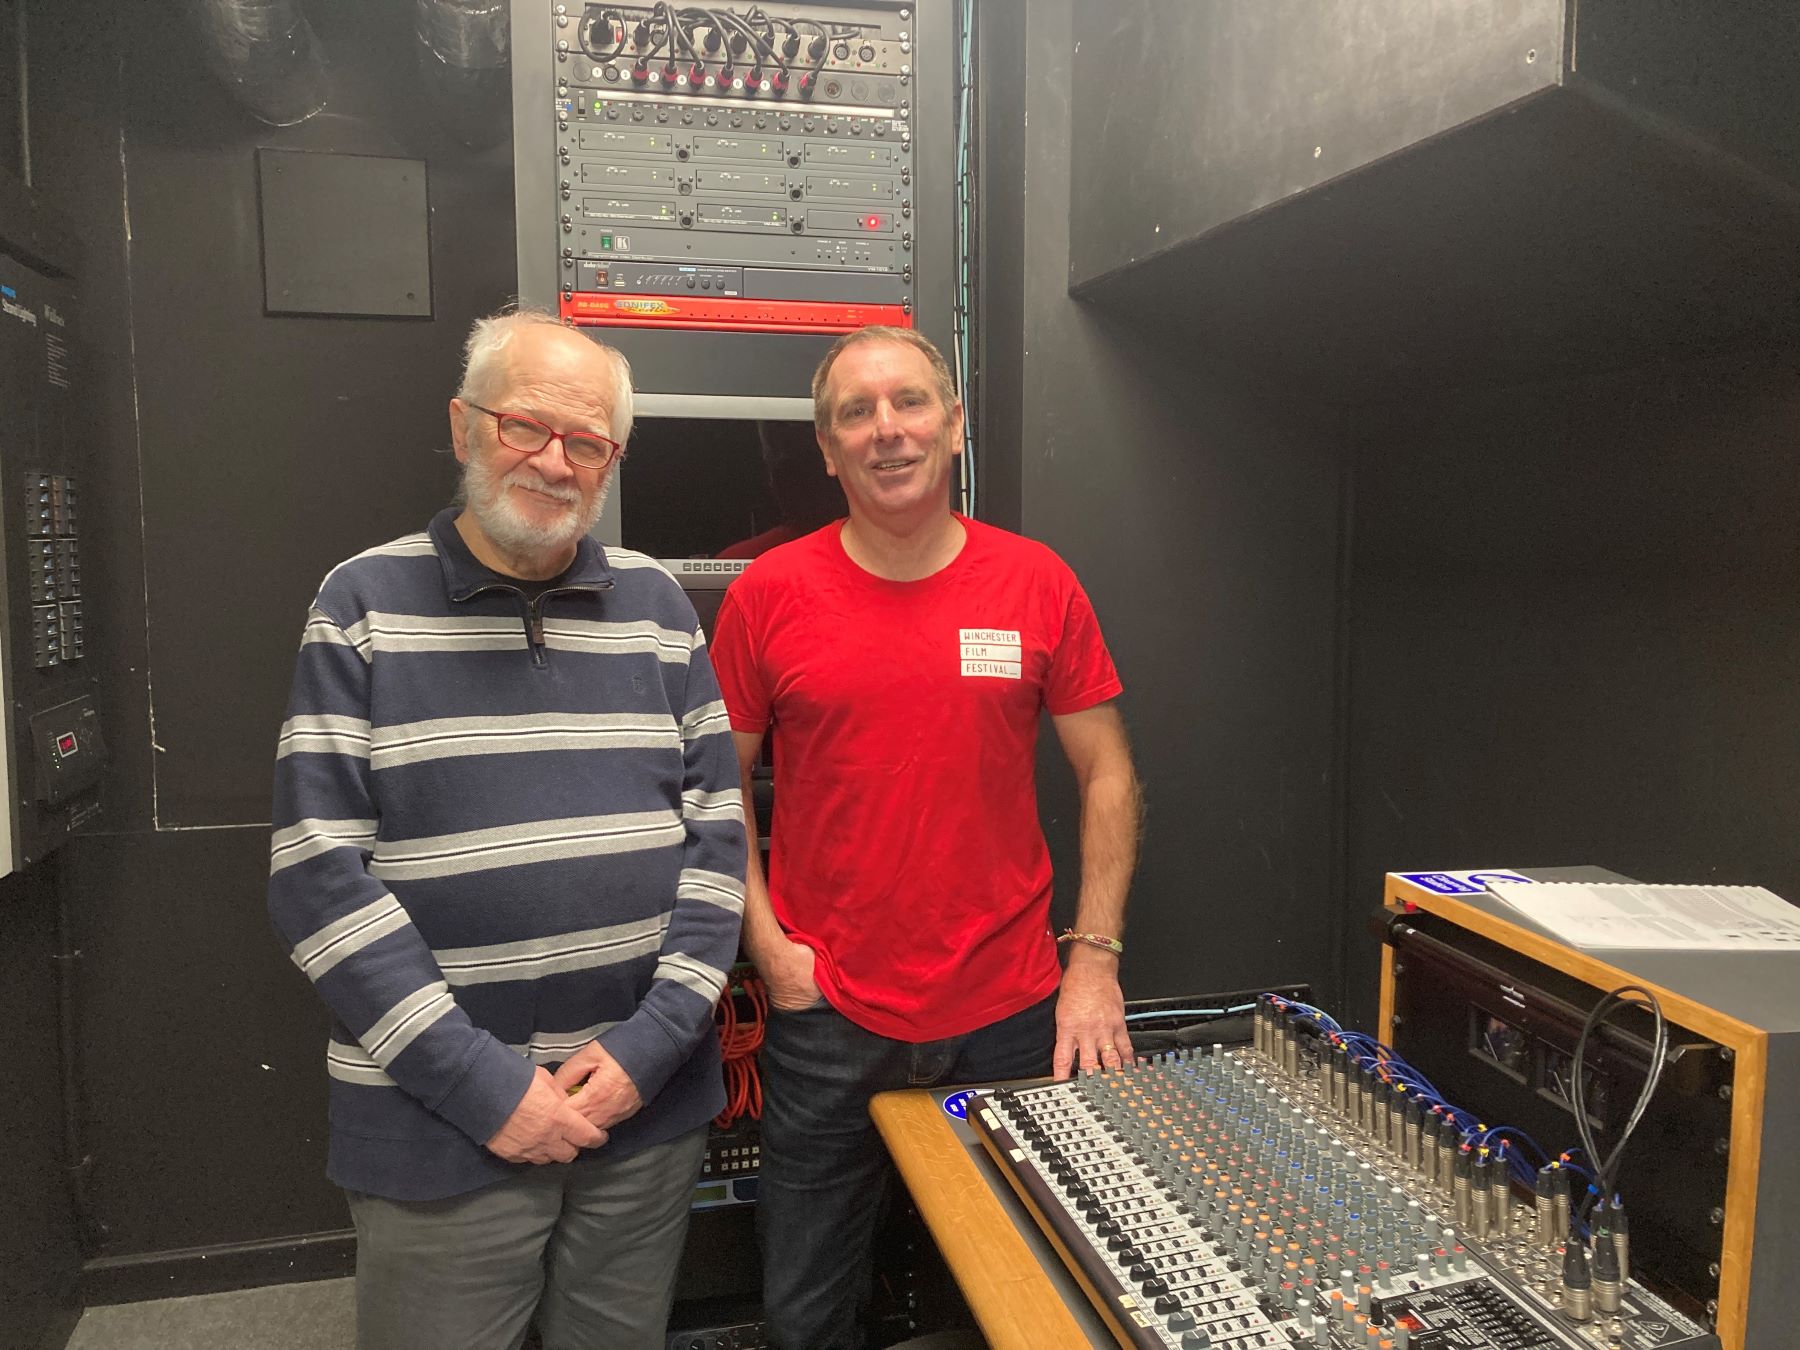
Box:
[1068,0,1564,291]
[1341,350,1800,1030]
[1075,86,1800,397]
[1571,0,1800,188]
[69,828,348,1256]
[119,0,516,827]
[257,148,432,318]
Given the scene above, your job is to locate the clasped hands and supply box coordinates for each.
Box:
[484,1042,644,1165]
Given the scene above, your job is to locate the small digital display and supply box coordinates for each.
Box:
[620,417,844,564]
[693,1182,730,1204]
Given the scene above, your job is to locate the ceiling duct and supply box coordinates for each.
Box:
[184,0,328,128]
[416,0,511,149]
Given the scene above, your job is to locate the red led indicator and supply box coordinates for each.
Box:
[865,215,880,229]
[57,732,77,755]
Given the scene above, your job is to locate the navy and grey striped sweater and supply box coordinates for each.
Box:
[268,508,746,1201]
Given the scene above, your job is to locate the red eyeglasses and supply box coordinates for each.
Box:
[468,404,624,470]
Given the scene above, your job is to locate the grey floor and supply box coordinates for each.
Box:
[66,1278,355,1350]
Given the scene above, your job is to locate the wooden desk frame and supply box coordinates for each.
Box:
[869,1091,1093,1348]
[1381,874,1766,1350]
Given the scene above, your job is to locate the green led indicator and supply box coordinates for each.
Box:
[601,234,613,250]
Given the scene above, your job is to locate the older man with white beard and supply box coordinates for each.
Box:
[268,310,745,1350]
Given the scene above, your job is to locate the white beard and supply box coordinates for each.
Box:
[461,451,608,558]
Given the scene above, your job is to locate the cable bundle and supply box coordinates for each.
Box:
[715,968,768,1127]
[1264,987,1667,1235]
[1571,984,1667,1224]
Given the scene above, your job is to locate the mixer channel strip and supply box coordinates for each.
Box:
[966,1041,1717,1350]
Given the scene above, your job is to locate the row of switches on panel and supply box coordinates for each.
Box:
[29,471,80,539]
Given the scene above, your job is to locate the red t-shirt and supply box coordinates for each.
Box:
[709,516,1123,1041]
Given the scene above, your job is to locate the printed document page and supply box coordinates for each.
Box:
[1482,881,1800,951]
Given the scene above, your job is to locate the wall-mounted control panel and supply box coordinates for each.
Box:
[0,246,106,875]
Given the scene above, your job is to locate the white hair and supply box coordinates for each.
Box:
[455,307,635,446]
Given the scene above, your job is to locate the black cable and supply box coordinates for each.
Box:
[679,6,720,56]
[654,2,694,60]
[787,17,830,78]
[712,6,785,71]
[579,7,627,61]
[1571,984,1668,1208]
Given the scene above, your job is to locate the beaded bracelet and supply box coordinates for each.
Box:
[1057,928,1124,956]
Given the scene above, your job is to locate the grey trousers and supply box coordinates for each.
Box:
[347,1125,708,1350]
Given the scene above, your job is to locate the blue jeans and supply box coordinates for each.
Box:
[756,994,1057,1350]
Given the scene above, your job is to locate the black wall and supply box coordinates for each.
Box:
[1342,351,1800,1026]
[0,863,82,1349]
[990,1,1349,1005]
[11,0,521,1317]
[8,0,1797,1340]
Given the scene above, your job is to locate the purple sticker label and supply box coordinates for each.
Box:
[1399,869,1536,895]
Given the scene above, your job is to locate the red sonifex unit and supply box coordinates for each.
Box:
[551,4,916,340]
[561,291,909,334]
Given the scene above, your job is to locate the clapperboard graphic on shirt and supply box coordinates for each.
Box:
[960,628,1021,679]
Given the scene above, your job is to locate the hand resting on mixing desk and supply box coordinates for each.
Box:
[1054,942,1132,1078]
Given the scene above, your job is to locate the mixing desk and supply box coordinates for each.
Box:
[966,1011,1716,1350]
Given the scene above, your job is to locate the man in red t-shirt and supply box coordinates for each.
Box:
[709,327,1141,1349]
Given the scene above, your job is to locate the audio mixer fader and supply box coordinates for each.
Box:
[967,1014,1714,1349]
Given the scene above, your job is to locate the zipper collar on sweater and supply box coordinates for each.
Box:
[428,506,616,603]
